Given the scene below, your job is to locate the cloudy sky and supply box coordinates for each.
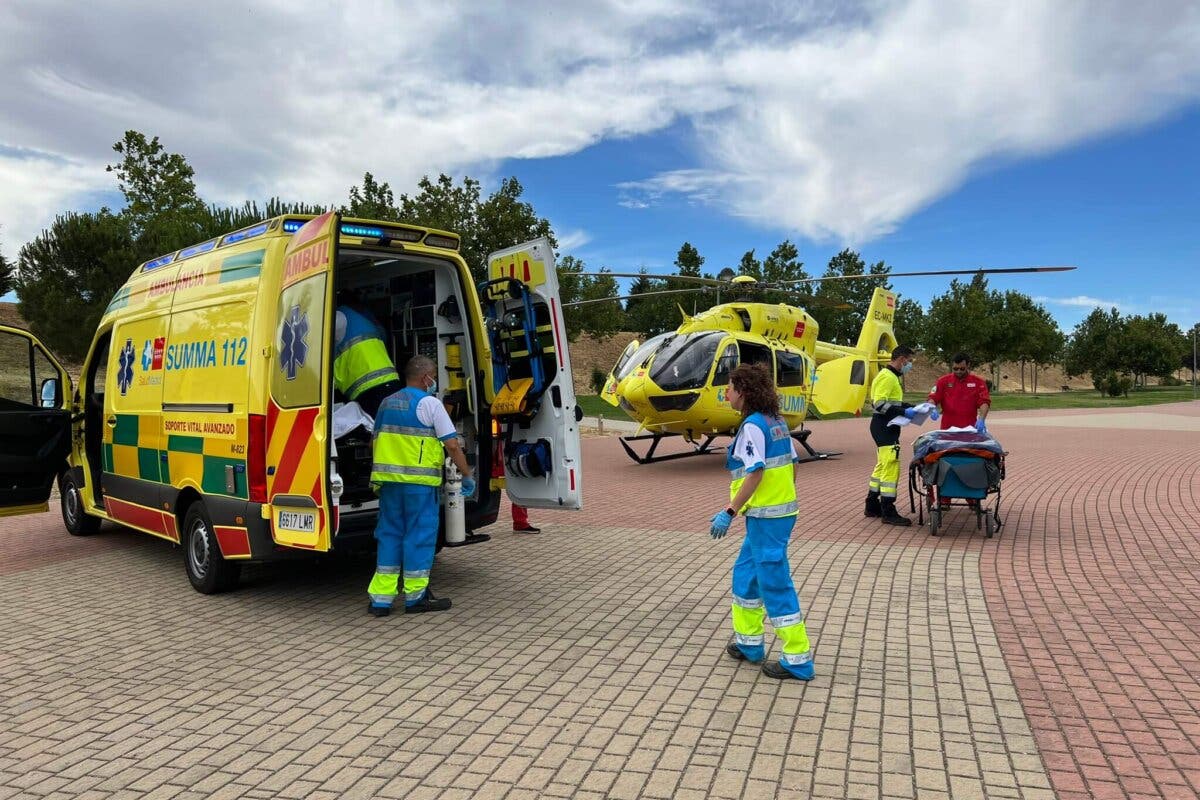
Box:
[2,0,1198,327]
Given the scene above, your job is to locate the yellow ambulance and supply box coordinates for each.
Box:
[0,213,582,592]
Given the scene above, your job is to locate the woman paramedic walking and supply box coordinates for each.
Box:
[710,363,815,681]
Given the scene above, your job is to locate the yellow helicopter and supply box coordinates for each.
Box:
[566,266,1074,464]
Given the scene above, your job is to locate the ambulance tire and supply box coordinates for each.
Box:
[182,502,241,594]
[59,471,101,536]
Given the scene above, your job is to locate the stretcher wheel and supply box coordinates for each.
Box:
[985,513,995,539]
[929,507,940,536]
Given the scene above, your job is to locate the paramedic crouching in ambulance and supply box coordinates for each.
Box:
[334,296,402,419]
[367,356,476,617]
[865,345,917,526]
[928,352,991,434]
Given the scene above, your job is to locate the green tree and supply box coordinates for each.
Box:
[16,211,140,359]
[203,198,328,236]
[760,240,810,306]
[736,250,763,281]
[0,229,13,297]
[107,131,206,237]
[923,275,1006,384]
[397,174,555,282]
[1063,307,1125,394]
[675,242,704,277]
[624,268,674,337]
[892,296,926,352]
[1000,292,1063,392]
[1184,322,1199,374]
[813,250,893,345]
[1121,313,1186,386]
[345,172,400,221]
[558,256,622,341]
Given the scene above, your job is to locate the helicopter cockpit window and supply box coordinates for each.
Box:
[775,350,807,387]
[616,333,670,380]
[649,331,724,392]
[737,341,773,370]
[712,343,738,386]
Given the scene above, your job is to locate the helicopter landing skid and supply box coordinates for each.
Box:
[618,432,724,465]
[792,428,841,464]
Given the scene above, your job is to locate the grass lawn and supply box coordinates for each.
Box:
[575,384,1198,420]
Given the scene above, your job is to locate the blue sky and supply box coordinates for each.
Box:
[2,1,1199,333]
[515,106,1200,331]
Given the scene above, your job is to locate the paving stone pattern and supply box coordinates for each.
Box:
[2,401,1198,799]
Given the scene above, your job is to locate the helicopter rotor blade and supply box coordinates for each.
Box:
[770,265,1077,287]
[562,287,717,307]
[566,271,728,286]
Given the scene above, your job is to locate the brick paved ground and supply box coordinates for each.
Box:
[1,402,1197,799]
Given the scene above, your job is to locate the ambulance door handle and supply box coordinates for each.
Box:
[106,416,117,427]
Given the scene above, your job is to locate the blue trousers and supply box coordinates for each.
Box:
[730,515,814,679]
[368,483,439,608]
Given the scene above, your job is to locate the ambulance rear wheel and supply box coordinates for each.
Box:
[183,502,241,594]
[60,471,101,536]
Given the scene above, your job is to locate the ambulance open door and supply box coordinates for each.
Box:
[483,239,582,510]
[266,212,338,549]
[0,325,72,517]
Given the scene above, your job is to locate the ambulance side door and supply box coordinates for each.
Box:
[266,212,338,549]
[0,325,72,516]
[486,239,582,510]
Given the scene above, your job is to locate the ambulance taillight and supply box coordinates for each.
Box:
[248,414,267,503]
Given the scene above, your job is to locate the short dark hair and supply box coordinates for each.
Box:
[729,363,780,417]
[952,352,971,366]
[891,345,914,360]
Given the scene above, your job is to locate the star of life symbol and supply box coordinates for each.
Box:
[280,305,309,381]
[141,340,154,371]
[117,338,135,396]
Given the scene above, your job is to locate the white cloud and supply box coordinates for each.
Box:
[556,227,593,253]
[1034,295,1125,309]
[0,0,1198,253]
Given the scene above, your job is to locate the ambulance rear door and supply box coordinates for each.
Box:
[486,239,582,510]
[0,325,72,516]
[266,212,338,549]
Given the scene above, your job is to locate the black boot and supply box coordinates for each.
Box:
[405,589,452,613]
[880,498,912,526]
[864,492,882,517]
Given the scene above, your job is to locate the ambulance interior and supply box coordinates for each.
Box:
[332,250,484,521]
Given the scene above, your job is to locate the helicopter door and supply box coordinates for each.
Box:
[0,325,73,516]
[485,239,582,510]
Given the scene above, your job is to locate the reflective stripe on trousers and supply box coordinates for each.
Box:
[870,445,901,498]
[368,483,439,607]
[728,515,814,678]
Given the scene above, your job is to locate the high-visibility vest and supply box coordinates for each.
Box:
[371,387,443,487]
[334,306,399,401]
[870,366,904,416]
[727,412,797,518]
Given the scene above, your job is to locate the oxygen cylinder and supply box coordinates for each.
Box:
[444,457,466,545]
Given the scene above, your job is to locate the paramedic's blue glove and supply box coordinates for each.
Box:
[710,508,734,539]
[903,407,917,419]
[930,409,940,422]
[975,418,987,436]
[461,476,477,498]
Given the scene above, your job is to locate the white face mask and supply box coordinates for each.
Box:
[900,362,913,375]
[425,377,438,394]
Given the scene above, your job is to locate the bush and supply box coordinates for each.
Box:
[1162,375,1184,386]
[1118,376,1133,397]
[589,366,608,395]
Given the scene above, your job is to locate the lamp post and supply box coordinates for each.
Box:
[1193,324,1197,400]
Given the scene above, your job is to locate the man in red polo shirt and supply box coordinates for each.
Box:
[928,352,991,433]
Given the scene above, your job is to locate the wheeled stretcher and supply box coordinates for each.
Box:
[907,429,1006,538]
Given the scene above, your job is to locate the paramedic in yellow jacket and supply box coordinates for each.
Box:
[334,295,402,419]
[710,363,814,681]
[367,355,476,616]
[866,345,916,525]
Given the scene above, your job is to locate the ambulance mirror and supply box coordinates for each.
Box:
[40,378,60,408]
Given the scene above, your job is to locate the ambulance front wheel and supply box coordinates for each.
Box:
[60,471,101,536]
[183,502,241,594]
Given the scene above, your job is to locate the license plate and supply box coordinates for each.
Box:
[277,510,315,532]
